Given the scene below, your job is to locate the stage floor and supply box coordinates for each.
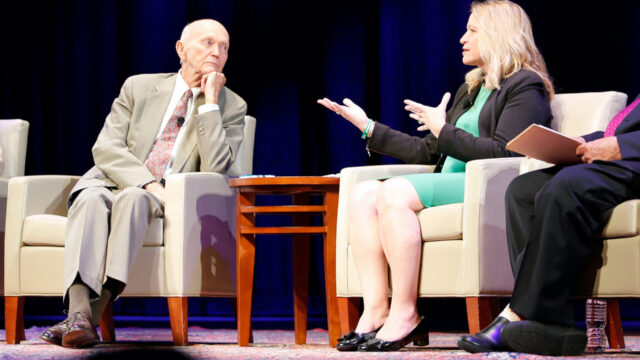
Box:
[2,326,640,359]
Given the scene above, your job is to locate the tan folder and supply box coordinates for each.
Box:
[506,124,583,164]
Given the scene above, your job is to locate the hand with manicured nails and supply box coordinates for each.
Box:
[404,92,451,137]
[317,97,369,131]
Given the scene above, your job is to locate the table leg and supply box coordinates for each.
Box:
[292,194,311,345]
[323,187,341,348]
[237,191,256,346]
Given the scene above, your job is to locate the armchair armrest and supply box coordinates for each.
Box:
[163,172,237,296]
[461,158,522,294]
[5,175,80,295]
[336,164,435,295]
[520,158,554,174]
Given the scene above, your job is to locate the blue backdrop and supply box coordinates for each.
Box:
[2,0,640,328]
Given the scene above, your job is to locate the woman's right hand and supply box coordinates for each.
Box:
[317,97,369,131]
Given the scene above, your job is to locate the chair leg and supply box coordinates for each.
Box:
[337,297,360,336]
[168,297,188,345]
[5,296,25,344]
[229,297,253,343]
[99,302,116,342]
[292,235,310,345]
[236,192,256,347]
[465,296,500,334]
[605,299,625,349]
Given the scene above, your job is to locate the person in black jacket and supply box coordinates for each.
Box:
[318,0,554,352]
[458,97,640,356]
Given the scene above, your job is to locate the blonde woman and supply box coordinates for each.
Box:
[318,0,553,352]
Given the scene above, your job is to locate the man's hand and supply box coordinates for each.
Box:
[201,72,226,104]
[144,181,167,204]
[576,136,621,163]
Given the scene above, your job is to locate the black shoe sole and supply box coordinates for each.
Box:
[456,336,494,353]
[502,321,587,356]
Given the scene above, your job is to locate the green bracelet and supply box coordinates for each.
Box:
[361,119,374,139]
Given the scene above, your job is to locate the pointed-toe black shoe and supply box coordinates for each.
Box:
[457,316,509,353]
[357,317,429,352]
[336,328,380,351]
[501,320,587,356]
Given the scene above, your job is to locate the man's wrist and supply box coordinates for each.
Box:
[198,103,220,114]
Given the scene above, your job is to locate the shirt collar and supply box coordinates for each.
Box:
[177,71,202,99]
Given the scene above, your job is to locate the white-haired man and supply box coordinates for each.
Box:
[40,19,247,348]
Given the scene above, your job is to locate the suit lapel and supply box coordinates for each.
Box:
[135,76,176,160]
[171,92,206,172]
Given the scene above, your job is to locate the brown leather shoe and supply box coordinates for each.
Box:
[61,312,100,348]
[39,318,71,346]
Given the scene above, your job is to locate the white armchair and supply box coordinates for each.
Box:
[4,116,255,345]
[0,119,29,297]
[335,92,627,337]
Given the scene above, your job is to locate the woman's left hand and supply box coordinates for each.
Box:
[404,92,450,137]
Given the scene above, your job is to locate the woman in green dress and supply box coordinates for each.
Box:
[318,0,554,352]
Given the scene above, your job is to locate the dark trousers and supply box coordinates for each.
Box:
[505,161,640,326]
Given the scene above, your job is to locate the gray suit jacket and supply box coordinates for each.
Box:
[70,73,247,200]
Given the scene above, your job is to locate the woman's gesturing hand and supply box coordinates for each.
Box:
[317,97,369,131]
[404,92,451,137]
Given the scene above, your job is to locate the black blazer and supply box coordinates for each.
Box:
[582,94,640,175]
[367,69,552,170]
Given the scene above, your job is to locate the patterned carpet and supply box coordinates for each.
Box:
[2,326,640,359]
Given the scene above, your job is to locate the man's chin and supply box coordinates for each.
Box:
[203,65,221,74]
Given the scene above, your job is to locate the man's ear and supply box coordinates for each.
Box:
[176,40,185,60]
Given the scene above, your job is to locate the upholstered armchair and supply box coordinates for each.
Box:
[335,92,627,337]
[4,116,255,345]
[0,119,29,297]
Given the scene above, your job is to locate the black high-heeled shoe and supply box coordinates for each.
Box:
[457,316,510,353]
[357,317,429,352]
[336,327,380,351]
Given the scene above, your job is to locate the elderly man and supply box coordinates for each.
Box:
[458,95,640,356]
[39,19,247,348]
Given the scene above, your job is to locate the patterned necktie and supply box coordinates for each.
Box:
[145,89,193,180]
[604,98,640,137]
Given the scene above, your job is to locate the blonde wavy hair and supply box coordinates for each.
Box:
[465,0,554,100]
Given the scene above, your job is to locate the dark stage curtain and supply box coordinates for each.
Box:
[2,0,640,325]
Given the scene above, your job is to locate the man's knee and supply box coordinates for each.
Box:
[506,172,543,205]
[69,187,112,213]
[113,187,151,208]
[540,166,590,197]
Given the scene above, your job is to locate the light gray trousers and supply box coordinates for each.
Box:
[63,186,164,301]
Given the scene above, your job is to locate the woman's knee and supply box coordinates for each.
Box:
[349,180,381,219]
[376,177,422,214]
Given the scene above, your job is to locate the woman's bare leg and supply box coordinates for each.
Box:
[349,180,390,333]
[375,177,425,340]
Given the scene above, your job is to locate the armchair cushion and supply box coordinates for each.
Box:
[21,215,163,247]
[418,203,463,241]
[22,215,66,246]
[602,200,640,239]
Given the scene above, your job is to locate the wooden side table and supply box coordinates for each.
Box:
[228,176,341,348]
